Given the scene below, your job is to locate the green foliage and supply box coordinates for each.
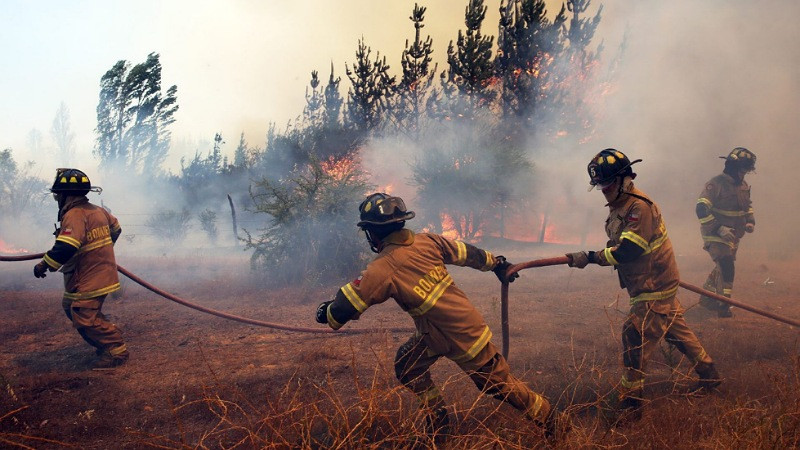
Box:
[411,123,533,240]
[0,149,48,214]
[144,208,192,244]
[345,38,396,132]
[95,52,178,174]
[441,0,497,118]
[198,209,218,243]
[393,4,438,137]
[179,133,227,208]
[244,155,372,285]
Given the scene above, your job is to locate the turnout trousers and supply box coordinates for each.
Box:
[394,333,550,422]
[621,298,713,392]
[61,294,127,356]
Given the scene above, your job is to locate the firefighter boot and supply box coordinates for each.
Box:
[542,408,572,442]
[694,362,722,392]
[717,305,733,318]
[423,405,453,445]
[92,345,129,370]
[614,389,643,425]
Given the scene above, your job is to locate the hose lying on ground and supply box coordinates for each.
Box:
[499,256,800,359]
[1,252,411,335]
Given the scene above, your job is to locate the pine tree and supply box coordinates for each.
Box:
[233,132,248,169]
[395,3,437,138]
[323,63,343,129]
[344,37,396,132]
[495,0,567,120]
[441,0,496,119]
[303,70,325,125]
[50,102,76,165]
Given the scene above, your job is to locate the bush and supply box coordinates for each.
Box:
[244,155,372,286]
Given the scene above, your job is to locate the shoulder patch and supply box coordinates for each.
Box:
[61,228,73,236]
[626,212,640,222]
[352,276,363,287]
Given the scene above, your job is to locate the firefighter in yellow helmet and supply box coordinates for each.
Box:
[696,147,757,318]
[564,149,720,418]
[33,168,129,369]
[315,193,564,440]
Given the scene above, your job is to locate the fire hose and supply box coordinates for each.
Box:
[500,256,800,359]
[1,252,412,335]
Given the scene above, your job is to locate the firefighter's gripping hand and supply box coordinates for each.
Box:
[316,301,333,324]
[493,256,519,283]
[566,251,590,268]
[745,223,755,233]
[717,225,736,242]
[33,261,49,278]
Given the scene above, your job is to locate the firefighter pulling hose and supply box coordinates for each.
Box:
[499,257,800,361]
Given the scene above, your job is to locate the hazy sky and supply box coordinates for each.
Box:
[1,0,529,172]
[2,0,799,254]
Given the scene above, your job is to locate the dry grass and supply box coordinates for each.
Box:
[107,341,800,449]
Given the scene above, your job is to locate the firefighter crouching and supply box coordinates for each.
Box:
[696,147,757,318]
[315,193,565,439]
[564,150,721,418]
[33,168,129,369]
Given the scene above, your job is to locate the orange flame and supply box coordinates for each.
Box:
[0,238,28,254]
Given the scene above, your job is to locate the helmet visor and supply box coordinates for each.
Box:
[376,197,406,216]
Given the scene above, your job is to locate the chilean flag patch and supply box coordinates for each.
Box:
[352,276,363,287]
[626,212,640,222]
[61,228,73,235]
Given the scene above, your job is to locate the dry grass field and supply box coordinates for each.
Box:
[1,244,798,448]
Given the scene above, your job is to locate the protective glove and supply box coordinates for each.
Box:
[493,255,519,283]
[717,225,736,242]
[316,301,333,324]
[744,223,755,233]
[33,261,49,278]
[566,251,590,268]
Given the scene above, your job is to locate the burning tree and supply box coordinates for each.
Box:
[412,123,533,240]
[244,155,372,285]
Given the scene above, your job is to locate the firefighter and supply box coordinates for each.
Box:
[315,193,562,439]
[564,149,720,417]
[33,168,129,369]
[696,147,756,318]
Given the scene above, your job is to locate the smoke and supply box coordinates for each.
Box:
[578,0,800,258]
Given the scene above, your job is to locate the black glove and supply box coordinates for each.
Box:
[316,301,332,324]
[34,261,49,278]
[493,255,519,283]
[566,251,590,268]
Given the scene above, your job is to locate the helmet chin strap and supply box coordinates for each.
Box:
[363,229,382,253]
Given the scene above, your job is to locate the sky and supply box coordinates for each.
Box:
[1,0,519,173]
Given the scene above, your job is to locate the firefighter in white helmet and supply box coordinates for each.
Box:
[564,149,720,419]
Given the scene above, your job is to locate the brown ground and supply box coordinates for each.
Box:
[1,244,799,449]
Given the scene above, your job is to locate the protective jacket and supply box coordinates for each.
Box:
[593,185,680,313]
[324,229,499,367]
[696,173,754,245]
[42,197,122,300]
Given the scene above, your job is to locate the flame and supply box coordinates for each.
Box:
[321,155,359,180]
[0,238,28,254]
